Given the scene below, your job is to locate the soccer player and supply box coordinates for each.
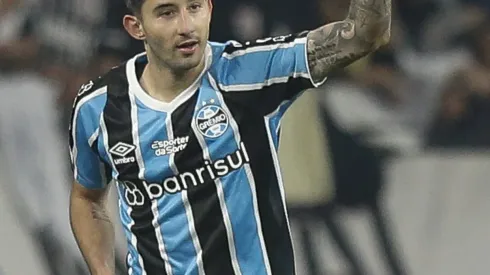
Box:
[68,0,391,274]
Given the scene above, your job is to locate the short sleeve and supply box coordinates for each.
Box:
[69,83,109,189]
[209,32,327,115]
[215,32,326,92]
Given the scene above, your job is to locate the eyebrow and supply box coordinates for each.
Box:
[153,3,175,12]
[153,0,201,12]
[154,0,200,8]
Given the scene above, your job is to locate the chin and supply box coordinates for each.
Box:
[174,55,203,71]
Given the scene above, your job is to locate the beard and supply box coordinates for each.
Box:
[145,39,204,74]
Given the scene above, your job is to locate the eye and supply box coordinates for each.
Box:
[159,10,176,17]
[189,3,202,12]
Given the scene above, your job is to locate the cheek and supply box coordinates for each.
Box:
[146,29,173,49]
[196,15,211,35]
[192,10,211,26]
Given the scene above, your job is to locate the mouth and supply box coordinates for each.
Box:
[176,40,199,54]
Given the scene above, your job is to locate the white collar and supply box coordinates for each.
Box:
[126,44,213,113]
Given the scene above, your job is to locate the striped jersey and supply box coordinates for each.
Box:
[69,32,325,275]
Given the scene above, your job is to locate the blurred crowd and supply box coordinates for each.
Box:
[2,0,490,274]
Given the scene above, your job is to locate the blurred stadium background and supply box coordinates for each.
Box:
[1,0,490,274]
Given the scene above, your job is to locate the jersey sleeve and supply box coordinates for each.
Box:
[213,31,326,99]
[69,82,109,189]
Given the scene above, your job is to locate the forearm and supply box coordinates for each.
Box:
[307,0,392,82]
[347,0,391,44]
[70,194,115,275]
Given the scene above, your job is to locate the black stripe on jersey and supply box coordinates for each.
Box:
[170,91,235,275]
[223,31,308,55]
[222,84,298,275]
[103,67,167,275]
[219,77,312,117]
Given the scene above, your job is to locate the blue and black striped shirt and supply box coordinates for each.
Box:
[69,32,325,275]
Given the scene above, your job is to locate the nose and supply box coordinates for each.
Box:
[177,9,195,36]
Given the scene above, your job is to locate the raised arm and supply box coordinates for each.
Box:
[307,0,392,82]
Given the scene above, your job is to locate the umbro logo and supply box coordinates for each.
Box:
[110,142,136,157]
[109,142,136,165]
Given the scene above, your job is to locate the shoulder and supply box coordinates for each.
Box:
[207,39,271,74]
[209,32,309,57]
[75,62,128,104]
[208,33,309,68]
[208,40,236,62]
[208,40,257,55]
[71,64,127,122]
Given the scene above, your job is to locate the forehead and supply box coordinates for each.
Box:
[143,0,200,8]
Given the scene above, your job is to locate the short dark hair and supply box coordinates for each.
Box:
[125,0,145,14]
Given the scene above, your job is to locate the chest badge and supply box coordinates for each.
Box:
[195,105,229,138]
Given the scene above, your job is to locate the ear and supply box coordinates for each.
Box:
[207,0,213,23]
[123,15,146,41]
[208,0,213,13]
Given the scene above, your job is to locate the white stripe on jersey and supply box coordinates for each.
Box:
[118,189,134,275]
[263,103,294,252]
[128,92,173,275]
[99,112,114,174]
[150,201,172,275]
[218,72,310,92]
[71,86,107,182]
[210,74,273,275]
[222,37,307,59]
[165,116,206,275]
[190,98,243,275]
[88,128,100,148]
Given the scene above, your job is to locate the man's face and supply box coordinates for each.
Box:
[139,0,212,72]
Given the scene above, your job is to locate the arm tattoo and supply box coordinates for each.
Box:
[307,0,391,83]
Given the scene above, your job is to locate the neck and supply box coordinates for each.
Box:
[141,51,206,103]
